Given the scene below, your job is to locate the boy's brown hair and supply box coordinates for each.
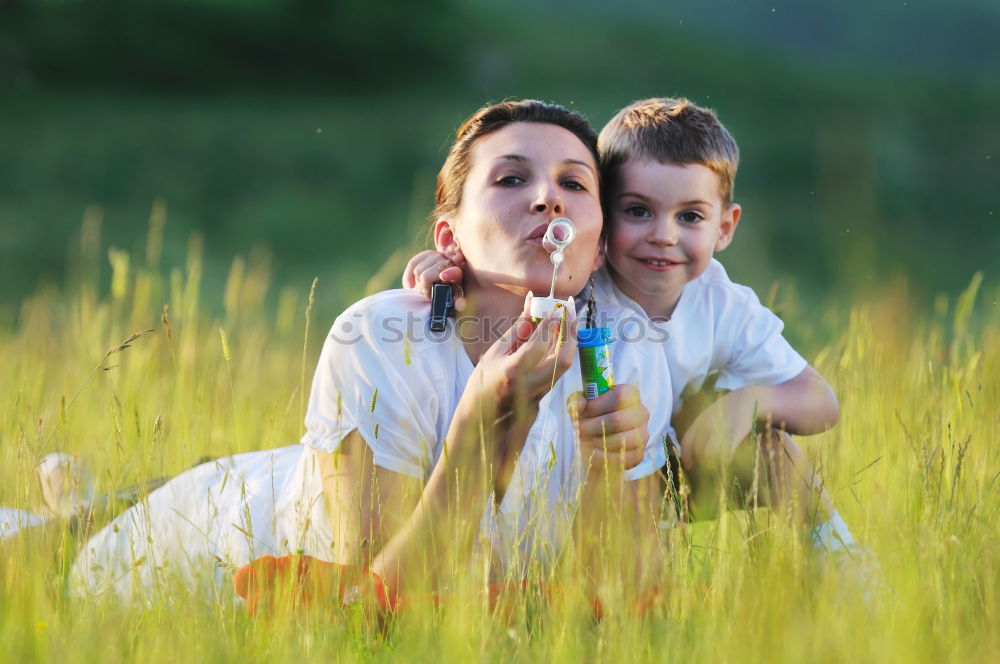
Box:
[598,97,740,206]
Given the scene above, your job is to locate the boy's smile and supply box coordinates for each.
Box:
[606,159,740,319]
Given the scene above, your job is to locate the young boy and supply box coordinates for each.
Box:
[403,97,864,561]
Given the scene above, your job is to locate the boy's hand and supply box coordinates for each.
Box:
[679,388,761,471]
[572,385,650,472]
[402,250,467,311]
[678,367,840,472]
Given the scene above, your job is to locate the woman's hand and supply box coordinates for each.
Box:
[572,384,650,473]
[469,293,578,414]
[401,249,467,311]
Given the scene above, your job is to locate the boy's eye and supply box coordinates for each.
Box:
[497,175,525,186]
[679,211,704,223]
[625,205,651,218]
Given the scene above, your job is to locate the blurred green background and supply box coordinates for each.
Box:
[1,0,997,323]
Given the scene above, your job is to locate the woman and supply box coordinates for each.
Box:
[71,100,673,608]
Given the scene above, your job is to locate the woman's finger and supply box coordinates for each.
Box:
[508,291,536,352]
[513,310,556,367]
[552,296,578,367]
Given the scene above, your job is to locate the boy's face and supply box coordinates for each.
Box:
[606,158,740,316]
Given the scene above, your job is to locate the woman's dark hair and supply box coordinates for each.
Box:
[433,100,600,221]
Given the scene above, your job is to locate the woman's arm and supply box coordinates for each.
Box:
[315,433,422,567]
[319,305,576,599]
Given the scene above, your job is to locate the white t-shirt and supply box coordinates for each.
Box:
[296,289,674,572]
[592,260,807,424]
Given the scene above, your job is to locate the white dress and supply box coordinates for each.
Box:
[0,508,47,540]
[71,290,674,602]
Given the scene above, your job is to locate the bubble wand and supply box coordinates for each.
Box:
[529,217,577,321]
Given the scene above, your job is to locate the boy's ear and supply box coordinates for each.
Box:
[715,203,741,252]
[433,217,461,257]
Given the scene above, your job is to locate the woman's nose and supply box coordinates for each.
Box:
[532,182,564,215]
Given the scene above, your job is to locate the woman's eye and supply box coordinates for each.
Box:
[625,205,651,218]
[497,175,525,186]
[561,180,586,191]
[679,211,704,223]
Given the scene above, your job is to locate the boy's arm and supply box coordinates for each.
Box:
[401,249,467,310]
[679,365,839,470]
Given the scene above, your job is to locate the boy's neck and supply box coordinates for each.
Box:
[607,266,683,322]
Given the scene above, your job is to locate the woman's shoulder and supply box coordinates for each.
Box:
[329,289,433,342]
[322,290,463,377]
[337,289,431,322]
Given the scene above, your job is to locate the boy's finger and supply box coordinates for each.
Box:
[403,250,440,290]
[438,265,464,284]
[580,429,644,454]
[417,254,450,293]
[577,411,645,437]
[579,384,640,418]
[679,440,698,471]
[401,254,421,289]
[583,447,645,471]
[567,391,584,419]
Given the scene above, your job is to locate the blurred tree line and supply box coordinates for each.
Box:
[0,0,464,89]
[0,0,997,322]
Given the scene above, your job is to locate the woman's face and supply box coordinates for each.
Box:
[437,122,603,299]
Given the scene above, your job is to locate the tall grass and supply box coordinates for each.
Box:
[0,223,997,663]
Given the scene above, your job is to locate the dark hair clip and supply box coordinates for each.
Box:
[429,283,455,332]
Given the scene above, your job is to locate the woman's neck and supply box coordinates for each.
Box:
[458,276,528,365]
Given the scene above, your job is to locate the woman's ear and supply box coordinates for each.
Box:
[434,217,461,258]
[715,203,741,252]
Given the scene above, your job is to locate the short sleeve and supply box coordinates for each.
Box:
[301,298,442,480]
[714,286,807,392]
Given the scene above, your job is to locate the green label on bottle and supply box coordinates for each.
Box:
[579,343,614,400]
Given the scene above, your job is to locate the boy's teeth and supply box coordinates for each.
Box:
[644,259,669,266]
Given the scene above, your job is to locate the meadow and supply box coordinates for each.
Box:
[0,224,997,663]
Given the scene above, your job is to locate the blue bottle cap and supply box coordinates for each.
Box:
[577,326,613,347]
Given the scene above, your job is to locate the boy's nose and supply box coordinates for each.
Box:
[649,220,678,246]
